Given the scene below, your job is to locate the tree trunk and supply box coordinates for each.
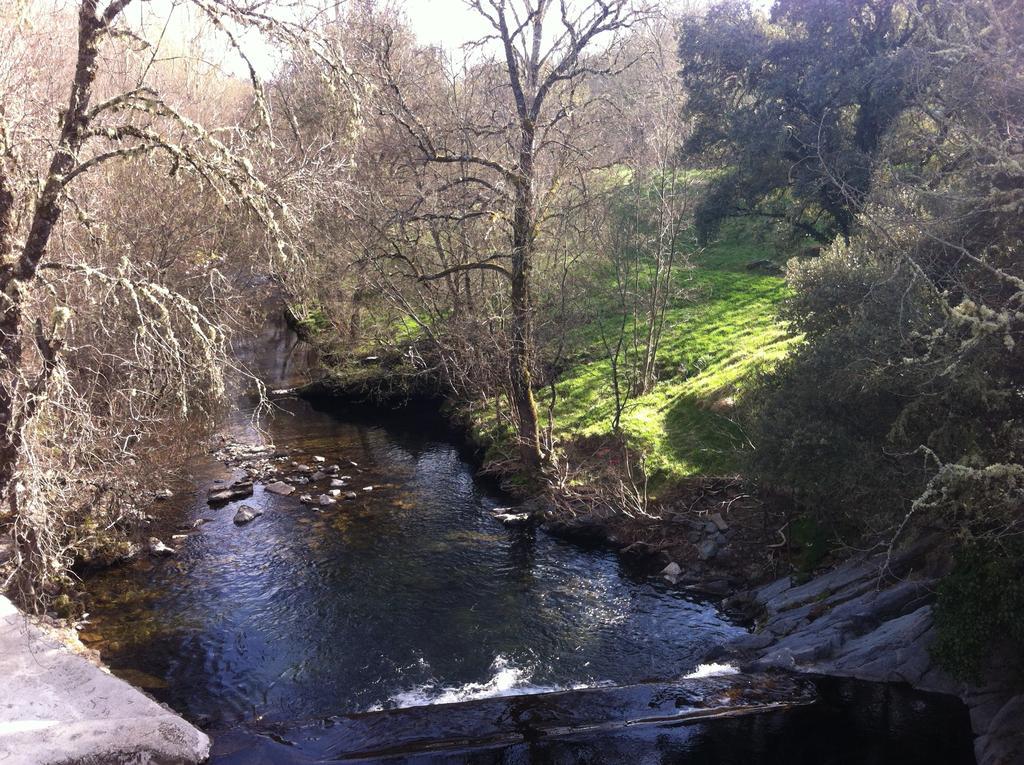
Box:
[0,4,104,602]
[509,256,542,469]
[508,131,543,470]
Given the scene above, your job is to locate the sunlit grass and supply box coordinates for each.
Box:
[550,220,798,482]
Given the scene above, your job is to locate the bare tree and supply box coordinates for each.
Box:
[0,0,354,605]
[589,17,695,430]
[372,0,648,470]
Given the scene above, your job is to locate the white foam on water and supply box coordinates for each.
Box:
[380,655,589,709]
[684,662,740,679]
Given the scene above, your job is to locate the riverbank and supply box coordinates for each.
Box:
[716,550,1024,765]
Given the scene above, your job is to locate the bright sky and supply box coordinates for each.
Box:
[135,0,756,79]
[402,0,494,51]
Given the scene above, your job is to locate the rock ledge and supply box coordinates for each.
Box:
[0,594,209,765]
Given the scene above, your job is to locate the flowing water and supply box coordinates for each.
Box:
[79,313,977,763]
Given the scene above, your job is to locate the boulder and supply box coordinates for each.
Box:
[299,494,314,504]
[329,478,347,489]
[207,480,253,505]
[697,538,719,561]
[975,694,1024,765]
[233,505,263,525]
[264,481,294,496]
[318,494,336,507]
[310,471,328,481]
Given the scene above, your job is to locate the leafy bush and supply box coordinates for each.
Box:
[933,544,1024,682]
[743,242,940,532]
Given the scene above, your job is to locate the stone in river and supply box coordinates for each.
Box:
[264,481,294,496]
[310,471,328,481]
[343,491,358,500]
[312,456,326,463]
[233,505,263,525]
[493,511,533,527]
[299,494,314,504]
[661,561,682,583]
[318,494,336,507]
[207,480,253,505]
[328,489,342,497]
[147,538,175,556]
[362,486,374,492]
[330,478,347,489]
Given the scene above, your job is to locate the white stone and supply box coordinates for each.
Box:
[147,538,175,556]
[661,561,682,583]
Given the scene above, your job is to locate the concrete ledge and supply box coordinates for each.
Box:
[0,595,209,765]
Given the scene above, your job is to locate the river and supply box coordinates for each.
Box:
[78,312,976,763]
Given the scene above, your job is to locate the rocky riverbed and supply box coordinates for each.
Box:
[716,552,1024,765]
[516,499,1022,765]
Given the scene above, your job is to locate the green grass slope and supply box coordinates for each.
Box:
[551,222,797,482]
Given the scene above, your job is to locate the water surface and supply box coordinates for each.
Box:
[84,392,743,725]
[79,316,976,763]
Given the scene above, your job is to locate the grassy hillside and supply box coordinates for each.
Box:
[549,221,797,483]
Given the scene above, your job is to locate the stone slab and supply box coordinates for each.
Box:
[0,594,209,764]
